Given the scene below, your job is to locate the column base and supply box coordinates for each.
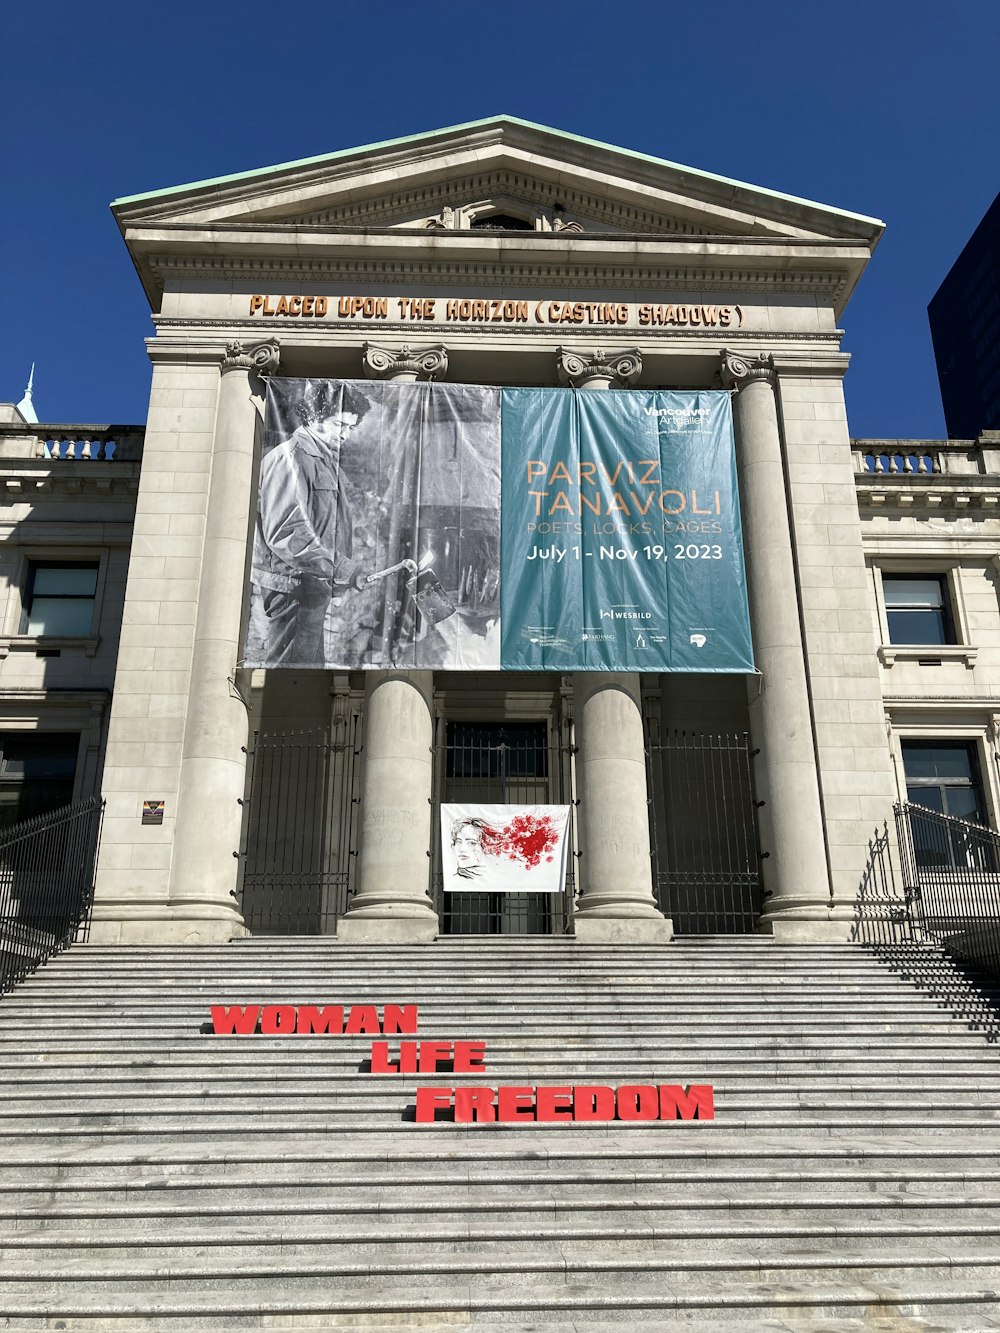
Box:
[573,915,674,944]
[756,897,855,943]
[88,909,245,945]
[337,914,438,944]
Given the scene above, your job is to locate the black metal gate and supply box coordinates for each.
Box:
[237,722,361,934]
[432,720,576,935]
[646,727,763,933]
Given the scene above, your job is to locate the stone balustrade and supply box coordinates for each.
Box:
[853,431,1000,479]
[0,423,145,463]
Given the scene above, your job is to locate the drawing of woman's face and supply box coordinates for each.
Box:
[453,822,484,869]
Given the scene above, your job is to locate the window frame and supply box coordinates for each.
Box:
[0,729,83,827]
[871,561,978,668]
[22,560,100,638]
[0,549,109,658]
[899,737,987,823]
[888,716,999,835]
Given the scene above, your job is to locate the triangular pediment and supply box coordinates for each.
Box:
[112,115,883,246]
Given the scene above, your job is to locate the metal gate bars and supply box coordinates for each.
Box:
[430,720,577,936]
[237,719,765,937]
[645,727,763,934]
[237,723,361,935]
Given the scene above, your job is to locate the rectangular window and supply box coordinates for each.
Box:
[0,732,80,829]
[23,563,98,637]
[882,575,953,645]
[901,740,985,822]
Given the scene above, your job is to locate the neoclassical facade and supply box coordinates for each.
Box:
[16,117,996,949]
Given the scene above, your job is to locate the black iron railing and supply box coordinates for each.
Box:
[0,796,104,996]
[896,800,1000,977]
[852,807,1000,1039]
[646,728,763,933]
[851,820,916,947]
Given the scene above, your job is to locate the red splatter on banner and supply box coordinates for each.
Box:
[480,814,559,869]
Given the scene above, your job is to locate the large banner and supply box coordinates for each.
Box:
[246,379,501,670]
[244,380,753,673]
[441,804,571,893]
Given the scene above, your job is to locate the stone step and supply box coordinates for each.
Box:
[5,1075,999,1096]
[8,1204,1000,1243]
[8,1159,1000,1189]
[6,974,962,990]
[1,1318,993,1333]
[6,1173,1000,1208]
[5,1238,1000,1285]
[6,938,999,1327]
[1,1093,1000,1125]
[3,1034,997,1055]
[9,1120,995,1145]
[2,1019,986,1038]
[0,1273,998,1325]
[7,1212,1000,1247]
[6,989,964,1004]
[1,1316,991,1333]
[4,1058,996,1077]
[5,1131,996,1169]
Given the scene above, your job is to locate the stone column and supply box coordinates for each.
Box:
[558,347,671,943]
[338,343,448,943]
[721,350,835,938]
[167,339,279,939]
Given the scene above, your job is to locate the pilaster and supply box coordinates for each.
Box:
[164,339,279,940]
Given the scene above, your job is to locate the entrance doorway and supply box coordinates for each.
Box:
[433,720,575,935]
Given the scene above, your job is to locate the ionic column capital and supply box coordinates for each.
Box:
[556,347,642,390]
[221,339,280,377]
[362,343,448,382]
[720,349,776,392]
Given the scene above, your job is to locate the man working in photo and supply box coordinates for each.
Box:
[250,382,373,666]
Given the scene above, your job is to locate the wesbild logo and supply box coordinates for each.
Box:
[600,609,652,621]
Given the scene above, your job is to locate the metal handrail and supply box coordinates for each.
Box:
[895,800,1000,977]
[0,796,104,995]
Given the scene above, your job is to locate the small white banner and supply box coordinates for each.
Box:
[441,804,571,893]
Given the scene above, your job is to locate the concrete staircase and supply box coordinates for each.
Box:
[1,937,1000,1331]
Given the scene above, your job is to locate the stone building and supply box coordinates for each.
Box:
[5,116,999,948]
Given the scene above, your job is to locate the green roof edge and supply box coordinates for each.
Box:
[110,114,884,230]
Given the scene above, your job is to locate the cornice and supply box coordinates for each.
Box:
[883,695,1000,708]
[151,316,843,344]
[856,477,1000,512]
[0,462,140,498]
[0,520,135,544]
[145,254,847,299]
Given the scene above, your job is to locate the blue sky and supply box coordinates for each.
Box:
[4,0,997,437]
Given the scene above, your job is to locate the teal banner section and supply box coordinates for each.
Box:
[500,390,754,672]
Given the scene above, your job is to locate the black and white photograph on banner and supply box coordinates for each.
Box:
[441,804,572,894]
[244,378,502,670]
